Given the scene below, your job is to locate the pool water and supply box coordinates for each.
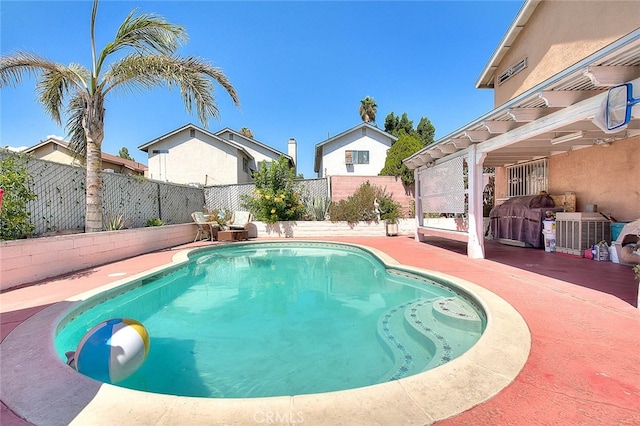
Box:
[55,242,485,398]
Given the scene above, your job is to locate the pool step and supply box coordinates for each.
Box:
[378,296,484,380]
[377,298,437,381]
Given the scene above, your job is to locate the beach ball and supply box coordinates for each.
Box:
[75,318,150,383]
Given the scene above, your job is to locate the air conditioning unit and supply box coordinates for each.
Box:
[555,212,611,257]
[345,152,353,165]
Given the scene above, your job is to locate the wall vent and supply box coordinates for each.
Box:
[497,57,527,86]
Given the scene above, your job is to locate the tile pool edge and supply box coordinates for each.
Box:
[1,240,531,425]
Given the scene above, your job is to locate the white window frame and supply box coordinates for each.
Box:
[506,158,548,197]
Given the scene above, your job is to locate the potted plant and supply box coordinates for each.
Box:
[379,196,403,236]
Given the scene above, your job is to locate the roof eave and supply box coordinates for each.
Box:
[475,0,541,89]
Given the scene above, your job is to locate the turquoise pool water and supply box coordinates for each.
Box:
[55,242,485,398]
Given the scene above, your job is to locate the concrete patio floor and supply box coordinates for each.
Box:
[1,236,639,425]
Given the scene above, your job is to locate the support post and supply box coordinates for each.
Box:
[467,145,486,259]
[414,167,424,241]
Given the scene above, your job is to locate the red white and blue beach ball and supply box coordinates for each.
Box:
[75,318,150,383]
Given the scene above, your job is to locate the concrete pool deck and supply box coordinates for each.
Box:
[2,236,639,425]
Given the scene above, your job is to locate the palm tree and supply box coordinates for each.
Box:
[239,127,254,138]
[359,96,377,124]
[0,0,239,232]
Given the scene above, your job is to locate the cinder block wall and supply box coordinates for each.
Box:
[0,224,196,291]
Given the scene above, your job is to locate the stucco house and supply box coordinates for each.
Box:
[24,136,148,176]
[405,0,640,259]
[138,124,296,186]
[314,123,397,178]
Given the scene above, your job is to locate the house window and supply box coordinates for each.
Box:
[506,159,548,197]
[190,129,196,138]
[362,127,367,136]
[345,150,369,165]
[243,158,249,173]
[52,144,58,151]
[229,133,234,140]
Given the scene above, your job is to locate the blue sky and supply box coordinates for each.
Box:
[1,0,524,178]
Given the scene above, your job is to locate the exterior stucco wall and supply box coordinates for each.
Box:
[494,1,639,106]
[319,131,392,177]
[492,136,640,220]
[30,145,80,166]
[147,130,243,185]
[548,136,640,221]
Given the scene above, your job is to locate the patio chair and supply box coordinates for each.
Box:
[191,212,219,242]
[227,210,253,230]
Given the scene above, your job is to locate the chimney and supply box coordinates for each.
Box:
[288,138,297,171]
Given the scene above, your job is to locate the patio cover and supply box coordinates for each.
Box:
[405,29,640,259]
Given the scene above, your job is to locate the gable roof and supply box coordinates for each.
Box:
[138,123,253,159]
[313,123,397,172]
[25,137,148,173]
[23,136,73,154]
[476,0,540,89]
[214,127,293,162]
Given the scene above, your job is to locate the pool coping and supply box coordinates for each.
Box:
[1,241,531,425]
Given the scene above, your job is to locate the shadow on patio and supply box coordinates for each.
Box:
[419,236,638,307]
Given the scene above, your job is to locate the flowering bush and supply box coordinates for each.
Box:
[242,157,305,223]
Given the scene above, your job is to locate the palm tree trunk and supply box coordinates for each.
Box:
[83,94,105,233]
[85,137,103,232]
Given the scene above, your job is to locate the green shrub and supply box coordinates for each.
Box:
[145,218,164,227]
[0,154,37,240]
[378,196,403,224]
[242,157,306,223]
[327,181,398,224]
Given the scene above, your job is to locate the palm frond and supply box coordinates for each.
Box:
[97,9,187,74]
[37,63,90,124]
[103,54,239,127]
[1,52,88,124]
[65,94,88,158]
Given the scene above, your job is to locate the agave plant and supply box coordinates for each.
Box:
[104,213,128,231]
[303,196,329,221]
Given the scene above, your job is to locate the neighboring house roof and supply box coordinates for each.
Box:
[24,137,148,174]
[405,28,640,170]
[214,127,293,164]
[101,152,148,174]
[23,136,74,155]
[313,123,397,173]
[138,123,254,160]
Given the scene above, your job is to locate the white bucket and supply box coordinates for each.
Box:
[542,219,555,232]
[542,219,556,253]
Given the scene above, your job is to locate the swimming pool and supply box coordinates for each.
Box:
[1,240,530,425]
[55,242,486,398]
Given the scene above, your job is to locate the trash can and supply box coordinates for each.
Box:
[542,218,556,253]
